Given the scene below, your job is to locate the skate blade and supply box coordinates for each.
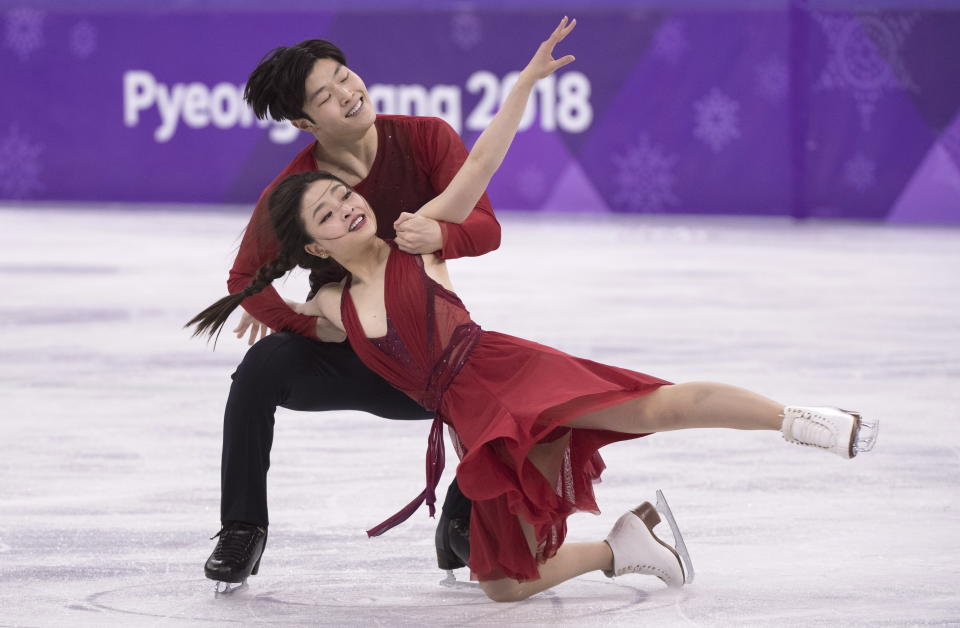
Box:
[439,570,480,589]
[844,410,879,456]
[213,579,248,597]
[655,489,695,584]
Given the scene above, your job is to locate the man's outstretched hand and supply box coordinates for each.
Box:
[233,303,345,345]
[234,309,271,346]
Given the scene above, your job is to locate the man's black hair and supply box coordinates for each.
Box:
[244,40,348,123]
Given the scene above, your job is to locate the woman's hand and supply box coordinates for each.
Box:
[519,16,576,82]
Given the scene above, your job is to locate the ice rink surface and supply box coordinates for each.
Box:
[1,206,958,627]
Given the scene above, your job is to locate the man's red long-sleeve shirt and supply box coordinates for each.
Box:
[228,115,501,339]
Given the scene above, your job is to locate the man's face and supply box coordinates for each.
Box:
[296,58,375,137]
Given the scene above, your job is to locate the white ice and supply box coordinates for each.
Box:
[0,206,958,627]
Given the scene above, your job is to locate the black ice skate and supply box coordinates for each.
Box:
[436,513,475,588]
[205,522,267,596]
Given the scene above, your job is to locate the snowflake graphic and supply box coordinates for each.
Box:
[0,125,44,198]
[933,121,960,192]
[451,10,481,51]
[4,7,44,61]
[843,152,876,192]
[651,18,688,64]
[940,118,960,172]
[813,11,919,131]
[693,88,741,153]
[70,20,96,58]
[755,57,789,102]
[611,134,680,213]
[516,165,546,202]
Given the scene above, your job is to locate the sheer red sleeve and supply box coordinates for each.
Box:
[420,119,501,260]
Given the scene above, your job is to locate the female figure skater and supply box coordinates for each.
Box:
[189,17,878,602]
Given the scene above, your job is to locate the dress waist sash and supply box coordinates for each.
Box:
[366,323,481,537]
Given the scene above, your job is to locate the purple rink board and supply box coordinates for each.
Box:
[2,5,960,223]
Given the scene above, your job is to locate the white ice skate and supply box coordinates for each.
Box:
[603,491,693,588]
[781,406,879,458]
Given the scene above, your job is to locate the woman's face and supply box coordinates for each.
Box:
[299,178,377,259]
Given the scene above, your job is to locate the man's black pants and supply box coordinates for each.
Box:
[220,332,471,527]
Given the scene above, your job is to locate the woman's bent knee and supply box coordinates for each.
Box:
[480,579,530,603]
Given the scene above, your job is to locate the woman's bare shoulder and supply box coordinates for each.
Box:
[315,278,347,323]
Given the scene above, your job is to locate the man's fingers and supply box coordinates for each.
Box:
[395,235,418,253]
[552,55,575,70]
[247,324,258,346]
[394,212,415,229]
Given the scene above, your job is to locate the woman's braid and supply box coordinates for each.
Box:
[243,253,295,297]
[185,253,296,344]
[187,169,350,346]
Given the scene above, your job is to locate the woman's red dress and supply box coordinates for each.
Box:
[340,243,669,582]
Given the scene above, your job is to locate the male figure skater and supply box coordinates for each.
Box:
[204,39,495,590]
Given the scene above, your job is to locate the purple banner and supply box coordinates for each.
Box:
[2,5,960,222]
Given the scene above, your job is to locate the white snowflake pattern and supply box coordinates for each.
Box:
[813,11,919,130]
[755,57,789,102]
[933,121,960,192]
[4,7,44,61]
[843,152,876,192]
[651,18,688,64]
[70,20,96,58]
[451,10,481,51]
[0,125,44,198]
[693,88,741,153]
[940,119,960,172]
[611,134,680,213]
[516,165,546,202]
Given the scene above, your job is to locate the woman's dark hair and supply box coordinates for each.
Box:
[186,171,348,342]
[244,40,348,123]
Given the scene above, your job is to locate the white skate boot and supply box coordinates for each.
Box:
[781,406,879,459]
[603,493,691,588]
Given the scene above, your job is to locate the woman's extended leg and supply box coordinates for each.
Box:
[566,382,783,434]
[567,382,878,458]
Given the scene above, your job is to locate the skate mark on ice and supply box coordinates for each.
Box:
[82,576,682,624]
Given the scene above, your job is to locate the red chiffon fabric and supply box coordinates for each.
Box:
[340,243,670,582]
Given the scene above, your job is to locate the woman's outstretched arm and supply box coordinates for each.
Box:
[410,17,576,225]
